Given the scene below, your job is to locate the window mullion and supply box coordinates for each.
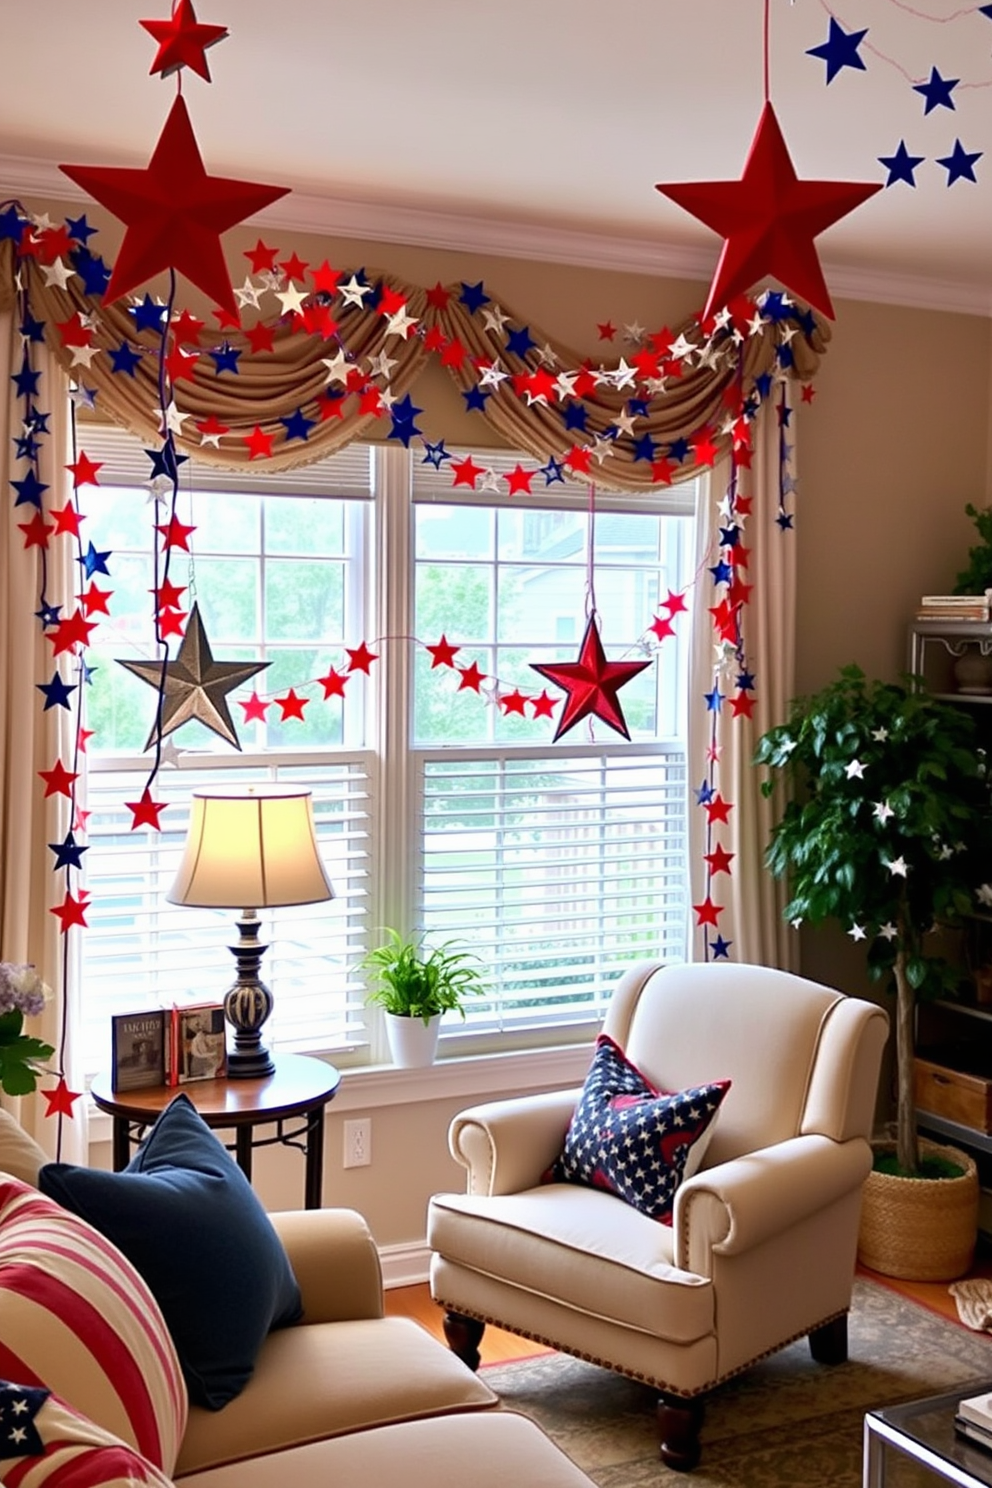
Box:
[369,444,417,1062]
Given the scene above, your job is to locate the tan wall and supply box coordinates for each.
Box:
[23,194,992,1235]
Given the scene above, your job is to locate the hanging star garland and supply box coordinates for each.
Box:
[655,101,882,321]
[59,95,289,316]
[116,602,269,750]
[529,616,651,742]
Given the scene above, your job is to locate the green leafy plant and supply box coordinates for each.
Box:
[953,502,992,595]
[360,929,486,1024]
[754,664,992,1178]
[0,962,55,1097]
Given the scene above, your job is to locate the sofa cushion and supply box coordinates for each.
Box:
[175,1314,496,1476]
[549,1034,729,1222]
[0,1110,48,1188]
[177,1411,594,1488]
[0,1177,186,1475]
[39,1094,302,1413]
[0,1379,174,1488]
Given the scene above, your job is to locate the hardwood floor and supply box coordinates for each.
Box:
[385,1251,992,1358]
[383,1284,550,1363]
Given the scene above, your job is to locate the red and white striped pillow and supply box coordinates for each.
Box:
[0,1178,186,1476]
[0,1384,175,1488]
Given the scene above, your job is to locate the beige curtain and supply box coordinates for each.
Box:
[687,395,797,970]
[0,305,87,1159]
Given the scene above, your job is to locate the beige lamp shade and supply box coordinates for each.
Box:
[167,789,334,910]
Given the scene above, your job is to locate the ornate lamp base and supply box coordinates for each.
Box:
[223,911,276,1079]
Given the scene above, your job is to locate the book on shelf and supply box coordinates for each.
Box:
[164,1003,228,1085]
[111,1010,167,1092]
[915,604,990,622]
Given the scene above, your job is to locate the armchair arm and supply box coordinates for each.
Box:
[674,1135,872,1275]
[449,1088,581,1196]
[269,1207,384,1323]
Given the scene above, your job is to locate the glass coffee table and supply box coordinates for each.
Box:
[865,1381,992,1487]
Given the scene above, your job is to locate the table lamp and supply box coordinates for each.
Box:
[167,788,334,1078]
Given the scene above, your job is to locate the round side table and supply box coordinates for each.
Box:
[91,1052,340,1209]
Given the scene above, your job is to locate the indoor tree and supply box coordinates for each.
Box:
[754,664,992,1177]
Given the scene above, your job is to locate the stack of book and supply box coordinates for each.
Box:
[955,1390,992,1451]
[916,593,991,622]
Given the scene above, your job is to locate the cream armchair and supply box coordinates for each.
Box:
[428,960,888,1471]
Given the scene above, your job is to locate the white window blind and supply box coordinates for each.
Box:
[419,746,688,1045]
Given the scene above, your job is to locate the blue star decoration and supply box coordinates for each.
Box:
[695,780,715,805]
[11,470,48,509]
[210,342,242,376]
[806,17,868,83]
[36,672,77,711]
[129,295,168,334]
[879,141,925,188]
[421,440,451,469]
[77,541,113,579]
[144,442,188,482]
[913,67,958,115]
[0,1379,49,1457]
[281,407,315,442]
[108,342,143,377]
[540,456,565,485]
[709,935,733,960]
[388,394,423,447]
[459,281,489,314]
[49,831,88,871]
[462,384,490,413]
[505,325,536,359]
[936,140,982,185]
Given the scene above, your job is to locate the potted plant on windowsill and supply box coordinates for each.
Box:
[754,664,992,1280]
[360,930,487,1068]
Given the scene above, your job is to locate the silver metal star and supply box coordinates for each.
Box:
[116,604,268,752]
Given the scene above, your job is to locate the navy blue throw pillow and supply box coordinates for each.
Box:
[39,1093,302,1410]
[550,1035,730,1223]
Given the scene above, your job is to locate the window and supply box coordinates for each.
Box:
[77,433,696,1073]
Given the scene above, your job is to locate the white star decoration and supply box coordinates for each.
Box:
[886,856,909,877]
[848,924,867,941]
[873,800,895,823]
[845,759,866,779]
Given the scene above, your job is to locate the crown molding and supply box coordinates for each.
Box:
[3,150,989,318]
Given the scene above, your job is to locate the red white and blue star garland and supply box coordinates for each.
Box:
[12,0,904,1120]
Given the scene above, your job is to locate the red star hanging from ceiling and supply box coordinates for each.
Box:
[141,0,229,82]
[530,616,651,742]
[60,95,289,316]
[655,101,882,320]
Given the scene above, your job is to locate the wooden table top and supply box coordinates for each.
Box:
[91,1051,341,1126]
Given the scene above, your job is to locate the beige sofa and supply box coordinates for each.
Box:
[0,1116,593,1488]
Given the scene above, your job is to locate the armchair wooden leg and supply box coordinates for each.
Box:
[657,1393,705,1472]
[442,1310,486,1371]
[808,1312,848,1365]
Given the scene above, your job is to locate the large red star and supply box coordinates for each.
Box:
[60,95,289,316]
[530,616,651,742]
[655,101,882,320]
[141,1,229,82]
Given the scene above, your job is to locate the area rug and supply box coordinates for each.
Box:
[480,1277,992,1486]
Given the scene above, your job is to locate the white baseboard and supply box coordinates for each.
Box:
[379,1239,431,1290]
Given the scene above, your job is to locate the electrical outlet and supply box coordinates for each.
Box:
[344,1118,371,1168]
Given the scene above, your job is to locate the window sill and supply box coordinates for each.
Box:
[86,1042,593,1147]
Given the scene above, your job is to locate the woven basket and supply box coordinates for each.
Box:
[857,1139,979,1282]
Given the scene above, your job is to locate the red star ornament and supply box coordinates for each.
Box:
[530,616,651,742]
[60,95,289,317]
[141,0,228,81]
[655,101,882,320]
[43,1077,82,1119]
[127,787,166,830]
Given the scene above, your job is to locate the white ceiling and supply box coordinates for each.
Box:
[3,0,992,312]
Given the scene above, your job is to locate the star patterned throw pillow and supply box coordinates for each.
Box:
[549,1035,730,1223]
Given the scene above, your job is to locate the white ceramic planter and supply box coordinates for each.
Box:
[384,1012,441,1068]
